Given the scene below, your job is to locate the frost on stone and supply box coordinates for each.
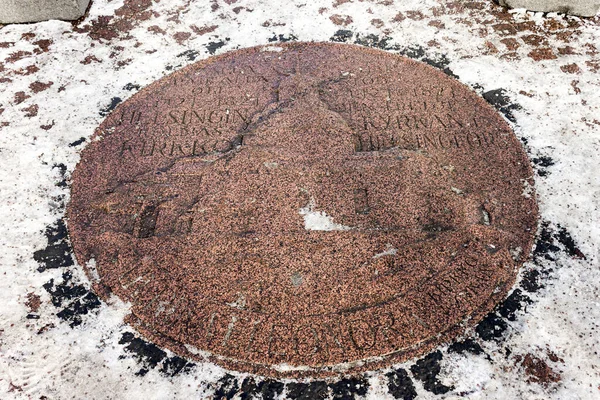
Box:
[298,198,353,231]
[261,45,284,52]
[522,179,534,199]
[373,244,398,259]
[226,293,246,310]
[85,258,100,282]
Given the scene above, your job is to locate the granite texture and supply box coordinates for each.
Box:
[67,42,538,378]
[0,0,89,23]
[498,0,600,16]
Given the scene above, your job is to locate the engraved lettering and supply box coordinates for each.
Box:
[293,325,320,357]
[347,318,378,351]
[319,321,346,359]
[267,324,289,358]
[169,110,180,124]
[120,140,133,156]
[245,320,262,353]
[140,140,155,156]
[206,312,217,343]
[222,315,237,346]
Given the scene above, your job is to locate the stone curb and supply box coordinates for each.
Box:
[0,0,90,24]
[498,0,600,17]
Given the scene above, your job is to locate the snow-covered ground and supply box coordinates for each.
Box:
[0,0,599,398]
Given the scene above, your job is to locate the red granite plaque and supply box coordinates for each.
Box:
[68,42,538,377]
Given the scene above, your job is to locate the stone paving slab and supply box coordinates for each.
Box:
[67,42,538,378]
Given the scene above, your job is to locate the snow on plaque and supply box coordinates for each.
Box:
[68,43,538,377]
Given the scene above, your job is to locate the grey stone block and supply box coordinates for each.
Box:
[0,0,90,24]
[498,0,600,16]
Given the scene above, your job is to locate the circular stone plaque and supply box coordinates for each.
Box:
[68,42,537,377]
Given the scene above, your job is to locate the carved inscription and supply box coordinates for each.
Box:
[353,127,499,152]
[116,108,253,130]
[174,309,412,364]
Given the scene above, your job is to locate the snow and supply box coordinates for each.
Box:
[0,0,599,398]
[299,198,353,231]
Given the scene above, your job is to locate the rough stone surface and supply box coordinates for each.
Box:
[0,0,89,24]
[67,42,538,378]
[498,0,600,17]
